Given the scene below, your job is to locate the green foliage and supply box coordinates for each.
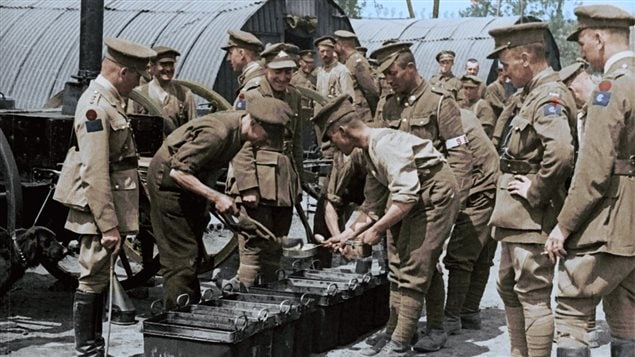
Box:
[335,0,383,19]
[459,0,580,66]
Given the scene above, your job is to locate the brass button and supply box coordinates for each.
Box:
[114,184,120,190]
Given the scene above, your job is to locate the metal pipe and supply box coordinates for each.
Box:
[78,0,104,82]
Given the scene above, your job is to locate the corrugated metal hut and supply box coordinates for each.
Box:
[350,16,562,84]
[0,0,353,109]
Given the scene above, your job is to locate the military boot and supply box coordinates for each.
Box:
[73,291,104,357]
[413,328,448,352]
[611,338,635,357]
[361,339,411,357]
[444,269,471,335]
[504,306,528,357]
[460,311,482,330]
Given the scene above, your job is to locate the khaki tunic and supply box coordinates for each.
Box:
[459,97,497,138]
[490,67,576,244]
[375,78,473,207]
[227,79,303,207]
[344,51,380,121]
[484,80,509,117]
[61,75,139,293]
[290,69,316,90]
[148,112,244,308]
[234,61,265,109]
[430,72,462,98]
[134,78,196,134]
[315,61,355,102]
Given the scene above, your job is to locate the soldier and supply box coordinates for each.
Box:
[371,41,473,352]
[484,63,514,118]
[221,30,265,106]
[544,5,635,356]
[487,22,577,357]
[314,35,355,105]
[334,30,380,121]
[133,46,196,135]
[316,94,459,356]
[290,49,316,90]
[226,45,303,287]
[463,58,486,98]
[53,37,155,356]
[429,50,462,98]
[559,59,593,149]
[459,75,497,137]
[147,97,291,310]
[443,109,499,333]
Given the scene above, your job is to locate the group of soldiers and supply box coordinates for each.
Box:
[52,3,634,357]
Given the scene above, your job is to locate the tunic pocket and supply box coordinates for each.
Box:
[410,116,433,140]
[255,150,279,202]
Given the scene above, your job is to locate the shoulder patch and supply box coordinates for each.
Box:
[543,103,562,116]
[85,119,104,133]
[234,93,247,110]
[85,109,98,121]
[598,80,612,91]
[592,91,611,107]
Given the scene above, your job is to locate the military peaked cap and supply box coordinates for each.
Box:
[312,94,355,142]
[460,74,483,87]
[260,43,298,69]
[247,97,292,127]
[152,46,180,63]
[435,50,456,62]
[314,35,336,48]
[369,42,413,74]
[104,37,156,80]
[559,58,589,84]
[334,30,357,39]
[356,46,368,56]
[298,49,315,62]
[222,30,264,52]
[487,22,548,59]
[568,5,635,41]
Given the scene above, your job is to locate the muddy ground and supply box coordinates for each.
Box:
[1,207,612,356]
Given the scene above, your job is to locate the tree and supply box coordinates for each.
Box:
[460,0,579,66]
[335,0,383,19]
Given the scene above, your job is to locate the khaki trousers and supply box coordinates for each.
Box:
[78,235,112,293]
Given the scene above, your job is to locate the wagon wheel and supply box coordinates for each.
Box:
[0,128,23,233]
[174,79,232,113]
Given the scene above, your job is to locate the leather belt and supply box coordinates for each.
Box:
[110,157,138,172]
[499,158,540,174]
[613,156,635,176]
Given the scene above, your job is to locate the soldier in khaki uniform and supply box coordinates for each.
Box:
[226,45,303,287]
[544,5,635,356]
[459,75,497,137]
[314,36,355,105]
[290,49,316,90]
[371,41,473,352]
[487,23,577,357]
[429,50,462,99]
[334,30,380,121]
[443,109,499,334]
[316,95,459,356]
[484,63,514,119]
[559,59,594,150]
[133,46,196,135]
[53,38,155,356]
[147,97,291,310]
[221,30,265,107]
[461,58,486,99]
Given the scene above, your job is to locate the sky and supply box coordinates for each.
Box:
[361,0,635,19]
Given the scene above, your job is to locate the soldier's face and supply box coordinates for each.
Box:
[227,47,244,73]
[465,62,479,75]
[119,67,142,96]
[499,49,530,88]
[567,71,594,108]
[385,62,416,94]
[266,68,293,92]
[154,60,175,84]
[319,46,335,64]
[300,59,314,74]
[577,29,603,69]
[463,86,479,100]
[328,127,354,155]
[246,117,270,146]
[438,59,453,74]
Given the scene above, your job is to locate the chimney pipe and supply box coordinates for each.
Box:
[62,0,104,115]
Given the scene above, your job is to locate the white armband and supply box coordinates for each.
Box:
[445,135,468,149]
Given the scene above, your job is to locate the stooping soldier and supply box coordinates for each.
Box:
[559,59,594,150]
[429,50,463,99]
[147,97,291,310]
[53,37,155,356]
[442,109,499,334]
[371,41,473,352]
[487,22,577,357]
[226,44,303,287]
[132,46,196,135]
[544,5,635,356]
[316,94,459,356]
[459,74,497,138]
[221,30,265,107]
[334,30,380,121]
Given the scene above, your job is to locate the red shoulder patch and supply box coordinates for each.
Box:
[550,97,560,105]
[598,80,612,91]
[85,109,98,121]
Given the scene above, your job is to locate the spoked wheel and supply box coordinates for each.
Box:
[0,128,22,233]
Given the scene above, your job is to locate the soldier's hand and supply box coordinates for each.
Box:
[241,188,260,208]
[101,228,121,256]
[507,175,531,199]
[544,225,568,263]
[214,194,238,216]
[359,227,381,246]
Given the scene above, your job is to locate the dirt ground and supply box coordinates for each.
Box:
[0,208,612,356]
